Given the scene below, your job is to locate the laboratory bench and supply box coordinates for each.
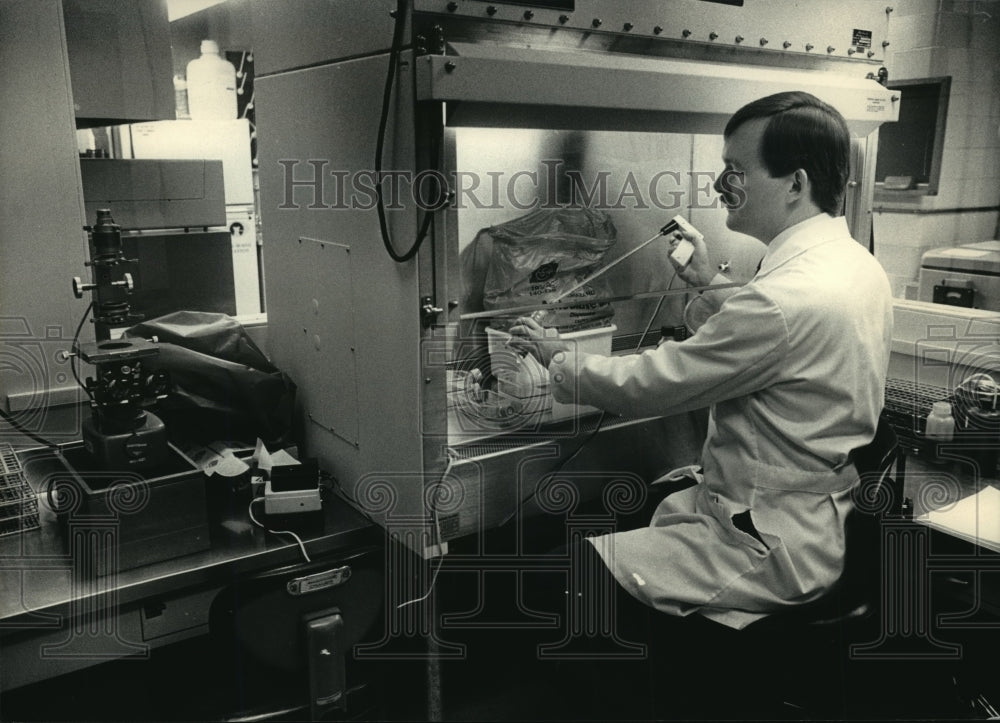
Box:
[854,441,1000,719]
[4,423,1000,721]
[904,450,1000,619]
[0,441,393,720]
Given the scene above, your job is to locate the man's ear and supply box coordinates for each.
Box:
[788,168,809,201]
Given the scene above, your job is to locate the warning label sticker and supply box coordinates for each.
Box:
[866,96,889,114]
[853,28,873,51]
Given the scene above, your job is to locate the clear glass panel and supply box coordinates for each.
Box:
[448,126,764,440]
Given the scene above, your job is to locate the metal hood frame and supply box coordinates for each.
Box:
[417,42,898,135]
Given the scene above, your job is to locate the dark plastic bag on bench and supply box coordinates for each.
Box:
[125,311,296,447]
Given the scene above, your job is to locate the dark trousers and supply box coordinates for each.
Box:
[511,475,750,719]
[519,474,696,641]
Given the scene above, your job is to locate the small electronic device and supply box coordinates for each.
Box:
[666,215,702,268]
[264,457,322,514]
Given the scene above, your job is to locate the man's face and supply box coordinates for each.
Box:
[714,117,792,244]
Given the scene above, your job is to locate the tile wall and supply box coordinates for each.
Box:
[873,0,1000,299]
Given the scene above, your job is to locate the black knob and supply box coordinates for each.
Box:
[623,22,633,31]
[653,25,663,35]
[446,1,457,11]
[486,5,497,16]
[523,10,533,20]
[558,14,569,23]
[146,373,169,397]
[592,18,602,28]
[108,380,129,401]
[682,29,692,38]
[709,31,718,40]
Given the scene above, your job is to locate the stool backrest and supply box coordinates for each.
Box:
[839,414,900,614]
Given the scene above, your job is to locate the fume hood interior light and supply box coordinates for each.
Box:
[166,0,228,23]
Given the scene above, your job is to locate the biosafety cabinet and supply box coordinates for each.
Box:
[249,0,899,554]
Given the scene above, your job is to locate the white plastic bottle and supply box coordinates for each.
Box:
[925,401,956,442]
[185,40,237,120]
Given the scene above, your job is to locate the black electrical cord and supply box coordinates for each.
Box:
[496,408,610,529]
[0,301,99,450]
[0,408,60,449]
[375,0,437,263]
[70,302,95,403]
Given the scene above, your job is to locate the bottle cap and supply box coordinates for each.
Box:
[931,401,952,417]
[200,39,220,54]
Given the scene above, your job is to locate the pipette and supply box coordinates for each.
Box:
[549,215,701,303]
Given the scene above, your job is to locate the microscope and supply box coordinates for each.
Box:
[71,209,170,471]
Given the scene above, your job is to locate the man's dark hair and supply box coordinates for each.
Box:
[725,91,850,215]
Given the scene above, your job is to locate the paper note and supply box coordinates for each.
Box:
[185,442,250,477]
[918,485,1000,552]
[255,438,299,473]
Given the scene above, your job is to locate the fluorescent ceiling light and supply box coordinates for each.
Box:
[166,0,228,22]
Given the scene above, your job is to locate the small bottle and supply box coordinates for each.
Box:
[173,74,189,119]
[925,401,956,465]
[186,40,237,120]
[925,401,955,442]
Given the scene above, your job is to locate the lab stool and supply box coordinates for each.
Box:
[646,414,907,719]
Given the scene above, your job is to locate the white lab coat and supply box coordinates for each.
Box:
[547,214,894,628]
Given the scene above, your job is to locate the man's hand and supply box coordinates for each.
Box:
[507,316,571,367]
[667,225,714,287]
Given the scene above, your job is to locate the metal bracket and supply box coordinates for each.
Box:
[416,23,446,56]
[421,296,444,328]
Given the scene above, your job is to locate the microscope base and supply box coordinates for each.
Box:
[82,412,168,471]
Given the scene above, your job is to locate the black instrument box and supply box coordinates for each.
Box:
[40,442,210,573]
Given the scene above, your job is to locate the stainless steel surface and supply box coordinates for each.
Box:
[249,0,400,76]
[414,0,891,63]
[254,52,428,547]
[252,0,899,556]
[441,413,707,540]
[419,43,898,137]
[80,159,227,230]
[846,132,879,251]
[290,238,361,448]
[0,444,377,633]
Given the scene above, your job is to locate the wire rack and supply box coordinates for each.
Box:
[0,444,40,536]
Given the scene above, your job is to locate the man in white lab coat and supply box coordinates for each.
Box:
[511,91,894,636]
